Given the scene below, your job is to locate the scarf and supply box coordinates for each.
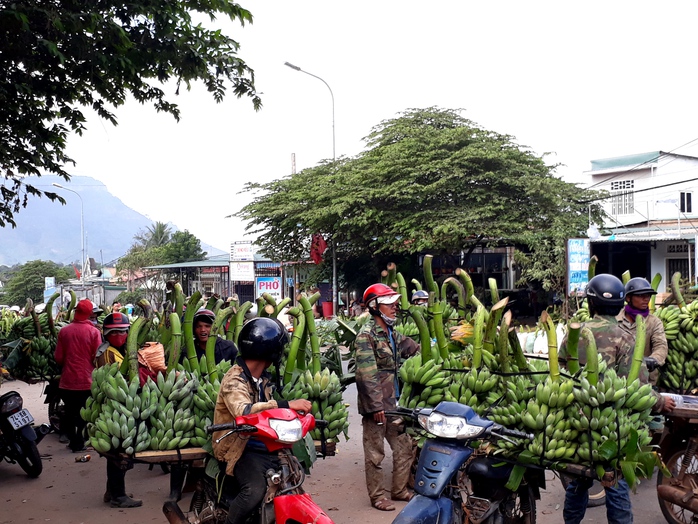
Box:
[625,304,649,322]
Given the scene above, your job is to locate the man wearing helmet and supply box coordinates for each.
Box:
[560,274,674,524]
[411,290,429,306]
[616,277,667,385]
[355,283,419,511]
[212,317,311,524]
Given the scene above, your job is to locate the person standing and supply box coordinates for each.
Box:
[212,317,311,524]
[560,274,674,524]
[54,299,102,452]
[95,312,143,508]
[616,277,667,385]
[355,283,418,511]
[169,307,238,502]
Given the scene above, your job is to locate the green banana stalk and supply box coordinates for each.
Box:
[587,255,598,280]
[472,305,486,369]
[540,311,560,381]
[581,326,598,386]
[183,291,203,374]
[167,311,182,372]
[409,305,434,363]
[498,311,512,374]
[299,293,321,374]
[627,315,646,383]
[456,268,474,313]
[671,272,686,309]
[230,301,253,343]
[283,306,306,384]
[566,322,581,375]
[396,272,411,311]
[423,255,439,296]
[621,270,631,285]
[488,277,500,306]
[206,306,235,381]
[649,273,662,313]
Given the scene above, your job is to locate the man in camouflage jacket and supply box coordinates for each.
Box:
[355,283,419,511]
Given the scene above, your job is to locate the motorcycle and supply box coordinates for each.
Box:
[163,407,334,524]
[390,401,544,524]
[0,390,50,478]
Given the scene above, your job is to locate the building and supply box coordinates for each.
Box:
[586,151,698,291]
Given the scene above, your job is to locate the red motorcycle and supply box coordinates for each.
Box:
[163,408,334,524]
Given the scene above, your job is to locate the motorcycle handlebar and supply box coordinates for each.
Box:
[315,419,329,429]
[206,423,258,434]
[495,426,534,441]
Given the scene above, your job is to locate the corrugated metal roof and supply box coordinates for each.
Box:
[590,151,660,172]
[591,228,697,243]
[145,259,229,270]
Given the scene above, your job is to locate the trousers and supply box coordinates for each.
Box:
[362,415,414,503]
[225,450,280,524]
[59,389,90,452]
[563,477,632,524]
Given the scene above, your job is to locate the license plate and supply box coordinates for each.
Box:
[8,409,34,430]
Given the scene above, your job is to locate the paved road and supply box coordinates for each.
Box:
[0,380,669,523]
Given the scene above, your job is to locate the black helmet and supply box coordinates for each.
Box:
[625,277,657,297]
[411,290,429,304]
[238,317,288,362]
[585,274,625,310]
[193,308,216,325]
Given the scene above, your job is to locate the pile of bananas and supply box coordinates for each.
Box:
[571,305,590,323]
[0,309,20,342]
[658,300,698,392]
[398,354,452,409]
[11,314,50,340]
[22,336,59,379]
[281,368,349,441]
[83,364,212,454]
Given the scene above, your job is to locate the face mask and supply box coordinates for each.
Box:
[107,332,129,348]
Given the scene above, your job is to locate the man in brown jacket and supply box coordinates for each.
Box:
[212,317,311,524]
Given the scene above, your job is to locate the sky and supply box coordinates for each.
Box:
[51,1,698,254]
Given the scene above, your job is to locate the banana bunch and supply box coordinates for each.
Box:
[571,306,590,323]
[11,314,50,339]
[398,354,452,410]
[282,368,349,441]
[9,335,60,379]
[659,300,698,392]
[0,309,19,340]
[488,375,534,429]
[657,304,681,341]
[394,321,420,338]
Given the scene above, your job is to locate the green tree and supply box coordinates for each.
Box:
[0,1,260,227]
[161,231,207,264]
[134,221,173,249]
[240,107,605,279]
[4,260,72,305]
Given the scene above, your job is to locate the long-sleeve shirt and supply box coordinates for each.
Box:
[54,319,102,390]
[354,317,419,416]
[616,310,668,385]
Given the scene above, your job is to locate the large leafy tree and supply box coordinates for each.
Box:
[161,231,207,264]
[3,260,73,305]
[0,1,260,227]
[240,107,605,288]
[241,108,603,251]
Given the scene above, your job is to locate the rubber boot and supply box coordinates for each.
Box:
[111,495,143,508]
[167,463,187,503]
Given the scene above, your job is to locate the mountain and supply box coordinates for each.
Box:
[0,175,226,266]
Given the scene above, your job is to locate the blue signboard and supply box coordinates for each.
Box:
[567,238,590,296]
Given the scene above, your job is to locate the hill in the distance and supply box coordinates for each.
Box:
[0,175,225,266]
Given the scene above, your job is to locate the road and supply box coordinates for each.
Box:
[0,379,668,524]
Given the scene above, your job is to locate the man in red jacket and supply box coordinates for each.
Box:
[54,299,102,452]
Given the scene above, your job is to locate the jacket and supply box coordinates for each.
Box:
[354,317,419,416]
[616,309,668,384]
[212,358,290,476]
[183,336,238,365]
[54,319,102,390]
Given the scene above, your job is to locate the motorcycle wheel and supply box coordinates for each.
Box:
[559,475,606,507]
[657,447,698,524]
[498,484,537,524]
[16,437,42,478]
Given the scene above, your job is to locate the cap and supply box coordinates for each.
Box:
[376,294,400,305]
[74,299,93,321]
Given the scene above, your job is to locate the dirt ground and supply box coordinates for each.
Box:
[0,380,666,524]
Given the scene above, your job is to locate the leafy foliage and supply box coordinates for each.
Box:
[0,0,260,227]
[240,107,605,284]
[160,231,207,264]
[3,260,73,305]
[134,221,173,249]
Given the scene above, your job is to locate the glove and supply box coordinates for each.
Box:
[643,357,660,372]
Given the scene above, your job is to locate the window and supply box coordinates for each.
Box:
[667,258,689,281]
[681,192,693,213]
[610,180,634,215]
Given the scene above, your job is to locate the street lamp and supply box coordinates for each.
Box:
[284,61,338,316]
[52,183,85,285]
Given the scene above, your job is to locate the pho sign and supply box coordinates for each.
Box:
[256,277,282,302]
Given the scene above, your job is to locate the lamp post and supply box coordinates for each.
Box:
[284,61,338,317]
[53,183,85,285]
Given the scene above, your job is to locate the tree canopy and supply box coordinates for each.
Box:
[239,107,605,289]
[2,260,72,305]
[0,0,260,227]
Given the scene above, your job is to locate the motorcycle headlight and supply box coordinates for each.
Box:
[0,395,22,414]
[418,412,485,439]
[269,418,303,443]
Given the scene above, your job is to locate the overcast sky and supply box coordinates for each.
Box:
[53,1,698,253]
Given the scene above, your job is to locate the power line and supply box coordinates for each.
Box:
[578,176,698,204]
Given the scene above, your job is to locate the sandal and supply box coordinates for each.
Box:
[391,491,414,502]
[372,498,396,511]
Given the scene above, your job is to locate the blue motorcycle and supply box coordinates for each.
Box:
[390,401,544,524]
